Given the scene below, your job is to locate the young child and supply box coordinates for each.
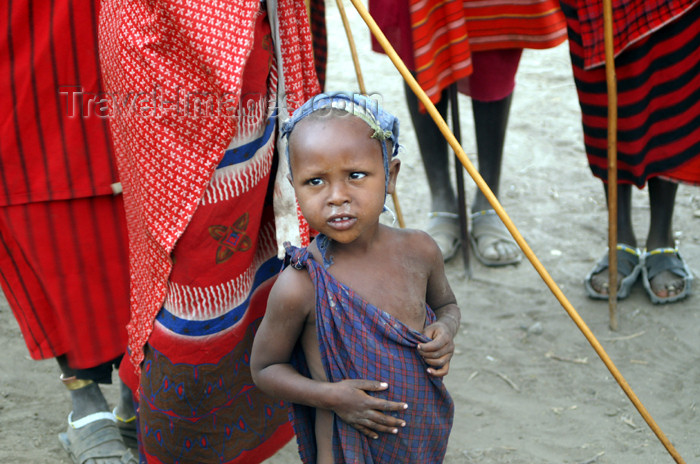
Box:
[250,93,461,463]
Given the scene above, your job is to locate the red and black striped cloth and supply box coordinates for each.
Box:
[570,0,697,70]
[0,0,130,374]
[561,0,700,187]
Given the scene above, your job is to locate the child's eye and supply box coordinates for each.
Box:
[349,172,367,180]
[306,178,323,186]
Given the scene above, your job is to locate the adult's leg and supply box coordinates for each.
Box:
[404,83,455,213]
[404,83,462,261]
[57,355,111,420]
[468,94,521,264]
[57,353,136,442]
[470,94,511,212]
[587,183,636,294]
[645,177,685,299]
[466,49,522,265]
[56,355,137,462]
[0,198,135,461]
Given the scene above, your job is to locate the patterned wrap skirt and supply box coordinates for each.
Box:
[121,10,294,463]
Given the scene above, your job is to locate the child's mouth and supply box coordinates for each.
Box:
[327,216,356,230]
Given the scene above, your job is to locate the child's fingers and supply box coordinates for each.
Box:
[418,340,453,359]
[372,397,409,412]
[369,410,407,428]
[353,423,380,440]
[347,379,390,392]
[359,413,407,435]
[426,361,450,377]
[423,352,452,366]
[423,356,448,375]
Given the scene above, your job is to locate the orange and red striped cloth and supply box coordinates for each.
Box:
[371,0,567,104]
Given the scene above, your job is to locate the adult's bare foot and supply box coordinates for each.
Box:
[469,210,521,266]
[642,248,692,304]
[584,245,642,300]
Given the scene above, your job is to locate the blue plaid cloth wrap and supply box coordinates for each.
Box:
[286,242,454,463]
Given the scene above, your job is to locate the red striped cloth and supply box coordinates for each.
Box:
[0,0,119,206]
[561,0,700,187]
[569,0,698,70]
[0,196,130,370]
[370,0,566,103]
[0,0,130,374]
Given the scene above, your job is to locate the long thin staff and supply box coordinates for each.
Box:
[335,0,406,228]
[603,0,619,330]
[347,0,685,461]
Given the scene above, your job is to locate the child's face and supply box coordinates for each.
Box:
[288,114,400,245]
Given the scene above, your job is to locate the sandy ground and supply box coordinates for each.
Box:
[2,2,700,463]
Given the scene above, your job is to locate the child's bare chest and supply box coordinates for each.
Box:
[330,256,429,332]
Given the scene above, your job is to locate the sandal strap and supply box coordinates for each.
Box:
[645,247,677,257]
[68,411,117,429]
[643,248,689,280]
[616,243,640,257]
[469,209,497,220]
[428,211,459,220]
[597,244,640,277]
[426,211,460,237]
[112,407,136,424]
[65,418,136,463]
[469,210,509,241]
[616,244,641,276]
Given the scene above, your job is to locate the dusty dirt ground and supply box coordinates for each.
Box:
[2,2,699,463]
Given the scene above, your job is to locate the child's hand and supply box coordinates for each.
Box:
[328,380,408,439]
[418,321,455,377]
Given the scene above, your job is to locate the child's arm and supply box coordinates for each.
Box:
[417,234,462,377]
[251,267,409,439]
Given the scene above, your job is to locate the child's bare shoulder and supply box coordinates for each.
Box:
[268,262,315,316]
[387,226,443,263]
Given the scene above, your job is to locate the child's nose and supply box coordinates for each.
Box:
[327,183,350,205]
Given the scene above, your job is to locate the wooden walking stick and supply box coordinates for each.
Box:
[348,0,686,461]
[335,0,406,228]
[448,84,471,275]
[603,0,619,330]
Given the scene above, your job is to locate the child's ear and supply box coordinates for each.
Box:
[386,158,401,194]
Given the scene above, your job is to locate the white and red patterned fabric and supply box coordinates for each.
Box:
[99,0,321,381]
